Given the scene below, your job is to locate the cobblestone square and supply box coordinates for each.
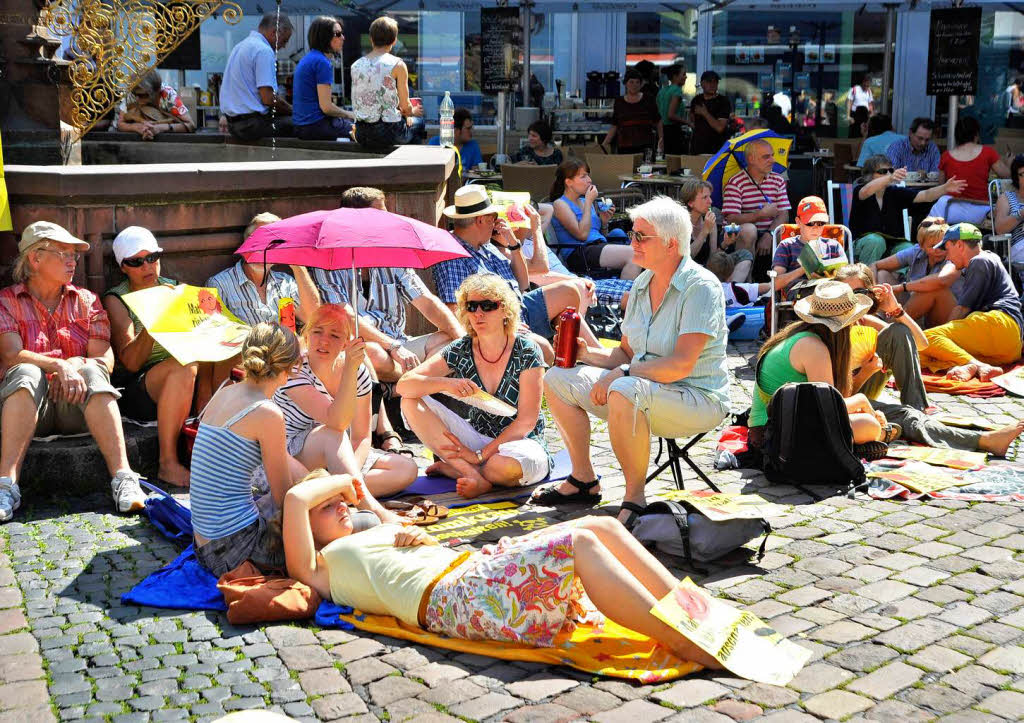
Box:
[2,340,1023,722]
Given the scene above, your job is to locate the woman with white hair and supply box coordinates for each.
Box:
[538,197,730,527]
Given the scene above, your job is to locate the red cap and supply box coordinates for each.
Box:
[797,196,829,225]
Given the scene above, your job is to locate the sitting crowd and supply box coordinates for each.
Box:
[5,164,1024,673]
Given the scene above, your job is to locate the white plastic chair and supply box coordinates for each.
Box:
[768,224,854,336]
[988,178,1014,268]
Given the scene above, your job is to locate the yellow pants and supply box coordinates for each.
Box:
[921,310,1022,370]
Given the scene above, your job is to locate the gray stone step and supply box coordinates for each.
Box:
[18,422,159,494]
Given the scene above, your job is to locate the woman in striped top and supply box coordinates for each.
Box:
[190,323,305,575]
[273,304,417,498]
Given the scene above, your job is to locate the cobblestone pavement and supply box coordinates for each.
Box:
[2,340,1024,723]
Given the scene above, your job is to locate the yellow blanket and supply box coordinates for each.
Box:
[330,608,702,684]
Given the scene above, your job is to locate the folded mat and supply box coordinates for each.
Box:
[121,545,227,612]
[395,449,573,508]
[909,362,1024,398]
[314,601,701,684]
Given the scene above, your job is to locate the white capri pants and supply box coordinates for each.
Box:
[544,365,728,439]
[421,396,551,485]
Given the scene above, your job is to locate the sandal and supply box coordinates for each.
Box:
[374,431,415,458]
[881,423,902,445]
[382,500,440,526]
[854,440,890,462]
[399,496,449,521]
[619,501,646,532]
[529,475,601,506]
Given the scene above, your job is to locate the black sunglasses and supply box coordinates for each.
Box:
[804,221,826,227]
[122,252,162,268]
[333,30,344,37]
[874,168,894,175]
[465,299,500,313]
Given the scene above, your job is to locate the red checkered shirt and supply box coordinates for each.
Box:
[0,283,110,376]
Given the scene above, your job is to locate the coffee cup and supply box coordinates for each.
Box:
[927,171,940,182]
[682,168,692,176]
[906,171,922,182]
[477,162,488,171]
[638,164,653,175]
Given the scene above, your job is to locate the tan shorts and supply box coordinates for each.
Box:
[544,365,728,439]
[0,362,120,436]
[401,333,434,362]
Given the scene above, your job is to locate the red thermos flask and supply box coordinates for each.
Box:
[554,307,581,368]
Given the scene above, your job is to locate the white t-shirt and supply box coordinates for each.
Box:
[848,85,873,112]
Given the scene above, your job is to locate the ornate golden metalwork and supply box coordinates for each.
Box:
[40,0,242,136]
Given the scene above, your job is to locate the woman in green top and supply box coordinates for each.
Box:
[656,64,688,156]
[102,227,200,487]
[748,281,898,450]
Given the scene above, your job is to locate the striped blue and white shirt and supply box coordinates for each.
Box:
[312,267,429,341]
[274,356,373,443]
[207,261,299,327]
[885,137,941,174]
[621,257,730,407]
[189,415,265,540]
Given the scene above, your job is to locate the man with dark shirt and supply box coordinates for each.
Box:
[920,223,1023,382]
[689,71,732,154]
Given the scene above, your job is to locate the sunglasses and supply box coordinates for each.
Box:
[333,30,344,37]
[803,221,826,227]
[626,230,656,243]
[465,299,500,313]
[874,168,895,175]
[122,252,162,268]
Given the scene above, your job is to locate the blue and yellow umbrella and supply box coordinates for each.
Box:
[702,129,793,207]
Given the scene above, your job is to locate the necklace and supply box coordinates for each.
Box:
[476,335,509,364]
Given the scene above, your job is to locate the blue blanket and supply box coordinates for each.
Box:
[121,545,227,611]
[315,601,356,630]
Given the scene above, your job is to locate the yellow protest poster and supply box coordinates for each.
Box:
[488,191,532,228]
[651,578,811,685]
[661,490,788,522]
[867,461,966,495]
[121,285,250,365]
[886,445,987,471]
[0,131,13,233]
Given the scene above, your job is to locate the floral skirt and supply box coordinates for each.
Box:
[422,520,599,648]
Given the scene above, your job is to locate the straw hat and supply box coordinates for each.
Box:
[443,186,500,219]
[793,281,873,332]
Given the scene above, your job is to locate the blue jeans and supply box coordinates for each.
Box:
[294,116,354,141]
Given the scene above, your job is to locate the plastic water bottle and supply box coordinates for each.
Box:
[439,91,455,147]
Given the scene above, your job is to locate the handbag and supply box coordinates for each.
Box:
[217,561,322,625]
[139,478,193,544]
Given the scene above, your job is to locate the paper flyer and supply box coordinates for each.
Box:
[440,389,517,417]
[651,578,811,685]
[0,131,12,232]
[991,366,1024,397]
[662,490,788,522]
[121,284,250,365]
[885,445,987,471]
[936,415,999,431]
[867,461,966,495]
[488,191,532,229]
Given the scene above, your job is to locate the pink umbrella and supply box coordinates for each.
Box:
[237,207,469,334]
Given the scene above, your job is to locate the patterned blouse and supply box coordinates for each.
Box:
[441,334,546,443]
[351,52,403,123]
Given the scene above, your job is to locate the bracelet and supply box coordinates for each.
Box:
[505,243,522,251]
[902,281,908,293]
[387,342,401,354]
[886,306,905,320]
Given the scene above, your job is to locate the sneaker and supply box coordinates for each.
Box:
[0,477,20,523]
[111,470,147,513]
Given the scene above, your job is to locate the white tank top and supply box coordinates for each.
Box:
[351,52,403,123]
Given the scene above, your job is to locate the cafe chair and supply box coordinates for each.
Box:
[585,152,644,196]
[500,163,558,204]
[768,223,853,336]
[987,178,1014,269]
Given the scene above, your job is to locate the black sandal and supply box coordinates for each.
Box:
[619,501,646,532]
[374,431,415,458]
[529,475,601,506]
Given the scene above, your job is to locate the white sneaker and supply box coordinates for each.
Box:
[0,478,20,523]
[111,470,147,513]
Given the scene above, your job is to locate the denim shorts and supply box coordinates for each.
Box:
[521,288,552,339]
[194,515,285,577]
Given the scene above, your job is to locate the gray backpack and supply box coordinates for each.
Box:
[631,499,770,569]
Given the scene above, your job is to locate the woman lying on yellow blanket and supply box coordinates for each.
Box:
[282,471,722,669]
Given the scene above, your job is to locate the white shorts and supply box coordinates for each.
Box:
[421,395,550,485]
[401,334,433,362]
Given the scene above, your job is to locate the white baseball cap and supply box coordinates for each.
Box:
[112,226,163,265]
[19,221,89,255]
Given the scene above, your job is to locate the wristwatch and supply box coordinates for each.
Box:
[475,450,484,464]
[619,363,631,377]
[505,242,522,251]
[387,341,401,354]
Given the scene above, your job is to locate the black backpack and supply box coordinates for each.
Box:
[761,381,867,496]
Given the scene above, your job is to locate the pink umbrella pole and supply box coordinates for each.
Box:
[351,259,359,338]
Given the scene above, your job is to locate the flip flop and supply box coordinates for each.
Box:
[399,496,449,520]
[382,500,441,526]
[374,431,415,458]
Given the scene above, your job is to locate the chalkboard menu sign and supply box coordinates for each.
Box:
[927,7,982,96]
[480,7,522,95]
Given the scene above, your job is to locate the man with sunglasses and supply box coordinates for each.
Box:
[102,227,198,488]
[851,155,966,266]
[0,222,147,524]
[770,196,846,298]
